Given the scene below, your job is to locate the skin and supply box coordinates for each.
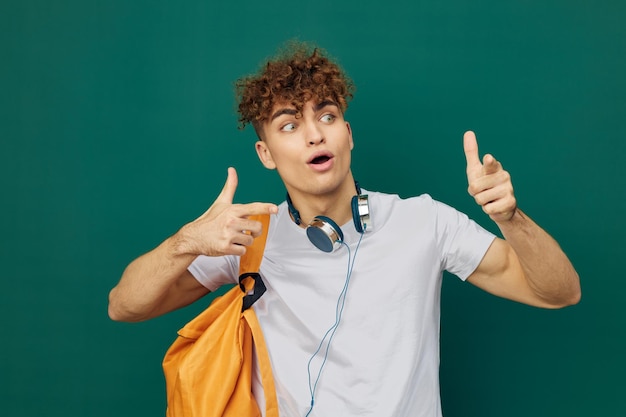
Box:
[463,131,580,308]
[107,169,278,321]
[108,100,580,322]
[255,99,358,227]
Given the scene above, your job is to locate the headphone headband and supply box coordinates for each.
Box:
[286,193,302,225]
[286,183,370,252]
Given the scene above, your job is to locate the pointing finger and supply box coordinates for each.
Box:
[232,202,279,217]
[482,154,502,175]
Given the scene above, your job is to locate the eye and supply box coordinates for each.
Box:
[280,122,296,132]
[320,114,336,123]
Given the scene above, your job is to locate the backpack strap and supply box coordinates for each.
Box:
[239,214,270,275]
[237,213,279,416]
[238,214,270,311]
[245,307,279,417]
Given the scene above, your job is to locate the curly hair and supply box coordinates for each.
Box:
[235,41,355,137]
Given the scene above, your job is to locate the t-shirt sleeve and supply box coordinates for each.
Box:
[432,199,496,281]
[187,254,239,292]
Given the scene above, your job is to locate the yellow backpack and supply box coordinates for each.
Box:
[162,214,278,417]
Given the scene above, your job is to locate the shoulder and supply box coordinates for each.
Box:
[365,189,437,210]
[365,190,446,227]
[370,190,476,223]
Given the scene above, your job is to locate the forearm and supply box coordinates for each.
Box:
[108,233,199,322]
[496,209,581,307]
[108,168,278,322]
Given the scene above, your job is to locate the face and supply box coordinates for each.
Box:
[255,99,354,199]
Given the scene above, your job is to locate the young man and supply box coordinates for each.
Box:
[108,43,580,416]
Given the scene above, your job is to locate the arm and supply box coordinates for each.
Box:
[463,131,581,308]
[108,167,278,322]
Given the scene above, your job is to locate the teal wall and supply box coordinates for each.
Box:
[2,1,625,416]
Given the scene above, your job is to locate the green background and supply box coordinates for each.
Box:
[2,0,625,416]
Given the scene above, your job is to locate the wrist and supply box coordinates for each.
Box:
[494,207,531,234]
[168,224,199,258]
[491,203,520,223]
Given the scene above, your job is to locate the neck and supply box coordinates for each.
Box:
[287,176,358,228]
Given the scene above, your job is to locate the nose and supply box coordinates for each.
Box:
[306,123,325,146]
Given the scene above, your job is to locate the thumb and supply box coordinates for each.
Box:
[215,167,238,204]
[463,131,483,181]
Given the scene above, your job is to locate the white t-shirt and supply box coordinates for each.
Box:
[189,191,496,417]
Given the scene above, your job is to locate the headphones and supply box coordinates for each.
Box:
[286,182,371,253]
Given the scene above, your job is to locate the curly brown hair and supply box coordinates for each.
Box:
[235,41,355,137]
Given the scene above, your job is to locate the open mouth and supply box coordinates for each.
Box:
[310,155,331,165]
[308,151,334,166]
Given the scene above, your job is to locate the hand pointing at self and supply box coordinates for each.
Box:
[178,167,278,257]
[463,131,517,223]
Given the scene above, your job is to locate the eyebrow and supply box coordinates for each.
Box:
[269,100,340,122]
[313,100,339,112]
[270,107,298,122]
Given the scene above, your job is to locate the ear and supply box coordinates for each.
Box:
[346,121,354,150]
[255,140,277,170]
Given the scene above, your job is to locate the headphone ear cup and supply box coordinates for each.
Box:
[306,216,344,253]
[351,195,370,233]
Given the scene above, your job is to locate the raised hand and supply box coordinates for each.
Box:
[178,167,278,257]
[463,131,517,223]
